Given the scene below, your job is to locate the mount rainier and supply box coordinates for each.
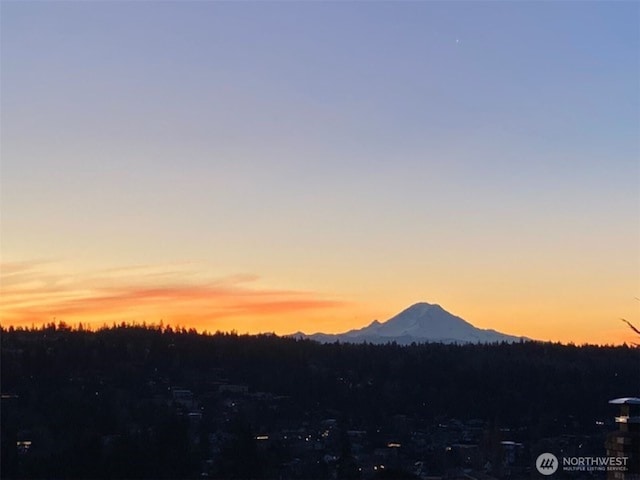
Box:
[293,302,527,345]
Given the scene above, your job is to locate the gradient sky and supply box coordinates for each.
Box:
[1,1,639,344]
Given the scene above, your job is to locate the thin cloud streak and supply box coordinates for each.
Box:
[0,262,349,331]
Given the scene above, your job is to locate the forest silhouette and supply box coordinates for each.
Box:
[1,323,638,479]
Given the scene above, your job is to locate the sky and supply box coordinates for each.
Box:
[1,1,639,344]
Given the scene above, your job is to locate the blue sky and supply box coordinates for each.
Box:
[2,1,638,342]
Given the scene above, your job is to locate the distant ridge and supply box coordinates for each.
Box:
[293,302,528,345]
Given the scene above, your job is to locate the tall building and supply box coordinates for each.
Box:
[606,397,640,480]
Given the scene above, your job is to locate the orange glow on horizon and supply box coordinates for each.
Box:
[0,261,636,345]
[0,261,351,335]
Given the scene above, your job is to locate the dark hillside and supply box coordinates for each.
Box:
[1,325,638,479]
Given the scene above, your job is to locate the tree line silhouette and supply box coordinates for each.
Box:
[1,323,638,479]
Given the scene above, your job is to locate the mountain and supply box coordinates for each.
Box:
[293,302,527,345]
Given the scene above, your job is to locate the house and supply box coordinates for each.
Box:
[606,397,640,480]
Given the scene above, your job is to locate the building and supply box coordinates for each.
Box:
[605,397,640,480]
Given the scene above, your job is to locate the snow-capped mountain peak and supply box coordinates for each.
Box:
[295,302,527,345]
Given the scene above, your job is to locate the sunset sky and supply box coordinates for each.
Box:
[2,1,638,344]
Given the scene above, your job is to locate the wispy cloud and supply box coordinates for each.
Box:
[0,261,348,332]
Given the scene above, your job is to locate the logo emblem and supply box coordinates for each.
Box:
[536,453,559,475]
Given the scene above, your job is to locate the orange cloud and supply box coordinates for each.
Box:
[0,262,348,333]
